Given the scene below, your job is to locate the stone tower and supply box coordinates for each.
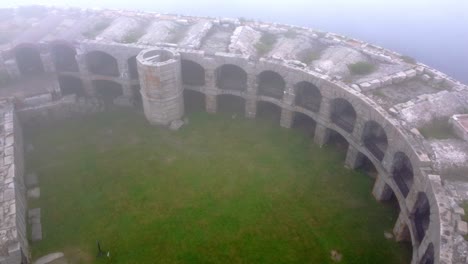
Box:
[136,49,184,125]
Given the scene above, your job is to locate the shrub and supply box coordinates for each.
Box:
[419,118,457,140]
[284,29,298,39]
[347,62,376,75]
[82,20,111,39]
[401,55,416,64]
[299,49,321,65]
[255,32,277,56]
[121,30,144,44]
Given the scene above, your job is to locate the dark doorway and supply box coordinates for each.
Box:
[182,60,205,86]
[15,45,44,76]
[256,101,281,124]
[295,81,321,112]
[86,51,119,77]
[362,121,388,161]
[216,64,247,91]
[217,94,245,116]
[51,43,79,72]
[58,75,84,96]
[330,98,357,133]
[392,152,414,198]
[128,56,138,80]
[184,90,205,114]
[92,80,123,104]
[257,70,285,100]
[292,112,316,138]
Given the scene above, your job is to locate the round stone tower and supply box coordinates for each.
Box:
[136,49,184,125]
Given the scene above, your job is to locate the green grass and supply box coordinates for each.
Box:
[419,118,457,140]
[347,62,376,75]
[26,110,411,263]
[82,20,112,40]
[255,32,277,56]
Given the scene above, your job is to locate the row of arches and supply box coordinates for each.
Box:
[12,44,140,80]
[183,90,414,202]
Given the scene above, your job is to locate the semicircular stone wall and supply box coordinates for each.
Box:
[0,6,467,264]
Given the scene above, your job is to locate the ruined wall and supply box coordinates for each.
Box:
[0,102,28,264]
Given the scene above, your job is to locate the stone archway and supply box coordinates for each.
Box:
[86,51,119,77]
[216,64,247,91]
[14,44,44,76]
[362,121,388,161]
[184,90,206,114]
[217,94,245,116]
[256,101,282,124]
[51,43,79,72]
[295,81,321,112]
[58,75,84,96]
[392,152,414,197]
[413,192,431,244]
[330,98,356,133]
[257,70,285,100]
[292,112,316,138]
[92,80,123,104]
[420,243,434,264]
[325,129,350,161]
[181,60,205,86]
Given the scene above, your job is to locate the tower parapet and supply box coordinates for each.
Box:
[136,49,184,125]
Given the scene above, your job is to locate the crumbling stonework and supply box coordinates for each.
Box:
[0,6,467,263]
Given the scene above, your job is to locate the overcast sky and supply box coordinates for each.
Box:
[2,0,467,82]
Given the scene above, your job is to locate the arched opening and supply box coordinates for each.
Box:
[51,43,79,72]
[256,101,281,124]
[295,81,321,112]
[217,94,245,116]
[325,129,350,161]
[292,112,316,138]
[92,80,123,104]
[14,45,44,76]
[132,85,142,108]
[58,75,84,97]
[420,243,434,264]
[128,56,138,80]
[330,98,356,133]
[181,60,205,86]
[257,70,285,100]
[86,51,119,77]
[413,192,431,244]
[392,152,414,197]
[356,153,378,179]
[362,121,388,161]
[184,90,205,114]
[216,64,247,91]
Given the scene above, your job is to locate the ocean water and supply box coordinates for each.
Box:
[2,0,468,84]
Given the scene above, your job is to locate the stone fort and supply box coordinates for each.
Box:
[0,5,468,264]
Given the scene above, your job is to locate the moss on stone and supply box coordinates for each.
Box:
[255,32,277,56]
[347,61,376,75]
[419,118,458,140]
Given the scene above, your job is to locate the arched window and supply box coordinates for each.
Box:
[216,64,247,91]
[15,44,44,76]
[86,51,119,77]
[362,121,388,161]
[413,193,431,243]
[257,70,285,100]
[92,80,123,104]
[58,76,84,96]
[51,43,79,72]
[330,98,356,133]
[295,81,321,112]
[181,60,205,86]
[392,152,414,197]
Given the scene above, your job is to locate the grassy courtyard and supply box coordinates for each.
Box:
[26,110,411,263]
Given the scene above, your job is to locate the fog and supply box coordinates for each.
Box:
[2,0,468,83]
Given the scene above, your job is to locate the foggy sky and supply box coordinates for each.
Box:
[2,0,467,83]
